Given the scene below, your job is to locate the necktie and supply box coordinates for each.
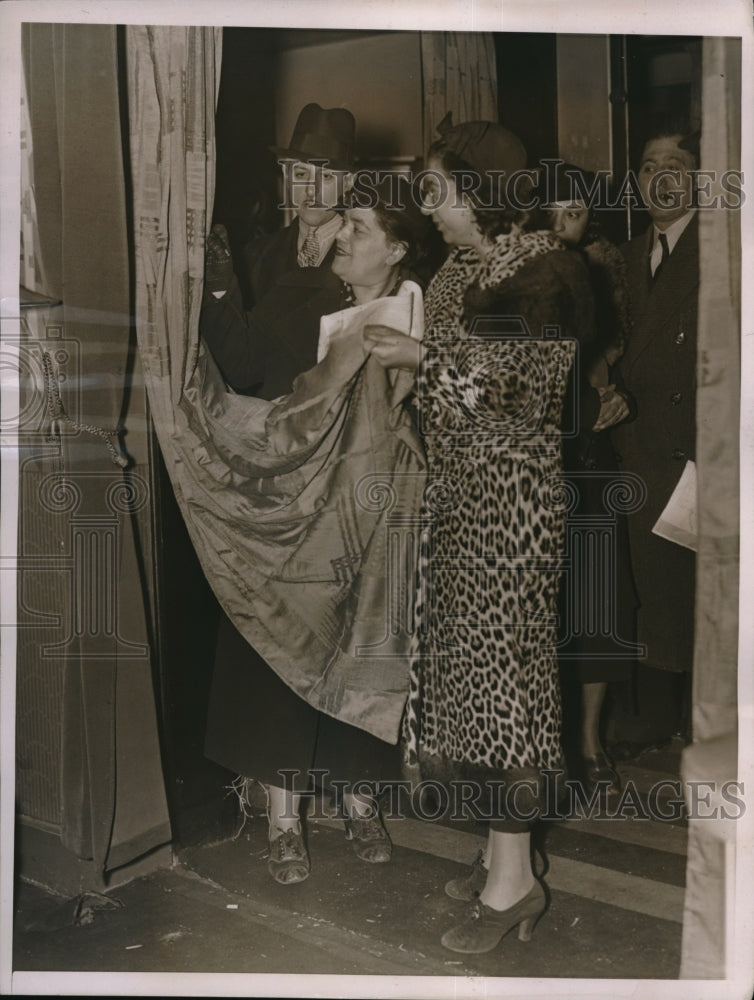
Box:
[298,229,321,268]
[651,232,670,281]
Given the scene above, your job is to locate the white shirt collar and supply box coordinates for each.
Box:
[297,213,343,251]
[652,209,695,255]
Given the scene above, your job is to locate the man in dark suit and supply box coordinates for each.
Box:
[244,102,356,306]
[610,128,699,755]
[200,103,357,397]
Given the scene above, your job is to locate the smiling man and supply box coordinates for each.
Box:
[609,126,700,757]
[244,103,356,305]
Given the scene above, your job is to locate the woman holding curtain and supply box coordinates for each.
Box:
[201,176,432,886]
[365,116,596,953]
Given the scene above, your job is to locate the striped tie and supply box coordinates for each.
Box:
[298,229,321,268]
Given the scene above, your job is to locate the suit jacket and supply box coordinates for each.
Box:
[612,213,699,671]
[243,219,338,307]
[199,251,344,400]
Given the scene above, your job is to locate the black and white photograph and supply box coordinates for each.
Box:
[0,1,752,997]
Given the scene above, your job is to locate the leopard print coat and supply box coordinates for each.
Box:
[402,226,596,816]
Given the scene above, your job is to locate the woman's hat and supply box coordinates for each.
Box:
[434,112,527,175]
[272,103,356,171]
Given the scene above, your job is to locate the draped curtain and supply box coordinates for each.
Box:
[420,32,498,160]
[679,36,742,979]
[126,29,421,744]
[18,23,171,879]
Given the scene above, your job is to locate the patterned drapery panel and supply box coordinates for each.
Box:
[421,32,498,161]
[127,25,222,410]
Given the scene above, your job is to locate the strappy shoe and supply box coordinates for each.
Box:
[440,880,547,954]
[445,849,487,901]
[344,813,392,863]
[267,827,311,885]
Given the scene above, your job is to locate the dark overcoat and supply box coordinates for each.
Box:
[198,264,343,399]
[612,214,698,672]
[243,219,338,307]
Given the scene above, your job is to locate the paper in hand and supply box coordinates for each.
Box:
[317,280,424,362]
[652,459,697,551]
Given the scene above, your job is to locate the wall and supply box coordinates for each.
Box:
[275,32,424,164]
[556,34,613,174]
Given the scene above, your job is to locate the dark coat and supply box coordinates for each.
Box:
[559,240,638,680]
[199,264,344,400]
[612,214,699,672]
[243,218,338,307]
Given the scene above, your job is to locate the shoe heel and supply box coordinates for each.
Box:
[517,912,540,942]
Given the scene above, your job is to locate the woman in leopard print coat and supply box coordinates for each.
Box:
[365,116,596,954]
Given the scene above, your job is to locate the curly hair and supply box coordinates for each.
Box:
[351,174,433,273]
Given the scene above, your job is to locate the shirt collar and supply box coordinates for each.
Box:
[653,209,695,255]
[298,212,343,247]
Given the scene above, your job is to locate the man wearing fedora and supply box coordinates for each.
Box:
[243,102,356,305]
[200,103,356,396]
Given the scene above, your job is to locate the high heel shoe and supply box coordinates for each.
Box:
[445,846,547,902]
[344,813,392,863]
[445,849,487,901]
[440,880,546,954]
[267,827,311,885]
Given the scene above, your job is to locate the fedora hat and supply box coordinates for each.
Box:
[272,103,356,171]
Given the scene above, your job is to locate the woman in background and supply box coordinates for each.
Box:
[541,165,636,802]
[365,118,595,954]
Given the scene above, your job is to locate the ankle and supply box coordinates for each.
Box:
[344,794,377,820]
[479,873,536,912]
[269,815,301,837]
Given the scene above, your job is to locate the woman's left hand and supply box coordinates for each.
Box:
[363,324,422,370]
[592,385,630,431]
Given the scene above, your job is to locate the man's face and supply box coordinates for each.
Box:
[638,135,696,228]
[286,160,352,228]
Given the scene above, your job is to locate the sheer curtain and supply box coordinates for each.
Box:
[421,32,498,159]
[679,35,742,979]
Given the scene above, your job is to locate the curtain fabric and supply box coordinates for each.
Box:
[126,28,423,745]
[19,23,171,877]
[679,36,742,979]
[420,32,498,161]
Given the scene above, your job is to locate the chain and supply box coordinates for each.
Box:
[42,350,128,468]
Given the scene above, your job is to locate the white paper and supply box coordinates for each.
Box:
[652,458,697,550]
[317,279,424,362]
